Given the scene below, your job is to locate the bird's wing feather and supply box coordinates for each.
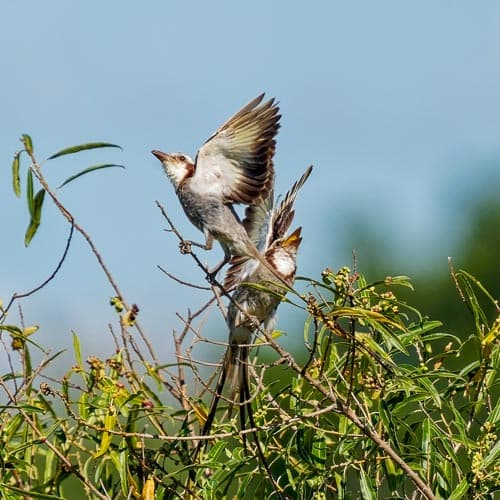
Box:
[266,165,312,247]
[223,166,312,290]
[192,94,279,204]
[223,183,274,289]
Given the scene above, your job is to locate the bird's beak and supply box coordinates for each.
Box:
[151,150,170,162]
[281,227,302,249]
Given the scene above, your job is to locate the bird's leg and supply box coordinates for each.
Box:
[179,233,214,254]
[206,258,229,284]
[206,242,231,285]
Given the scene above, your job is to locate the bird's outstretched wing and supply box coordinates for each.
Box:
[192,94,280,204]
[266,165,313,246]
[224,165,312,289]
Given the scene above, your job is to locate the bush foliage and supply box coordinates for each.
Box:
[1,136,498,499]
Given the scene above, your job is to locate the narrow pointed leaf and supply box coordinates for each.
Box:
[47,142,122,160]
[21,134,34,154]
[57,163,125,189]
[72,331,82,367]
[25,219,41,247]
[93,413,116,458]
[311,431,327,470]
[1,484,65,499]
[449,478,470,500]
[27,168,34,216]
[359,467,376,499]
[12,151,21,197]
[24,189,45,246]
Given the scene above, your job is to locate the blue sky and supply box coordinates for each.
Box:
[2,2,500,361]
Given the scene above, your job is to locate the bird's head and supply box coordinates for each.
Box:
[151,150,194,188]
[266,227,302,281]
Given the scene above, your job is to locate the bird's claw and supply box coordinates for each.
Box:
[248,316,260,329]
[179,240,192,254]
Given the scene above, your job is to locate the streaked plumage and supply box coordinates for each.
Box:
[152,94,280,274]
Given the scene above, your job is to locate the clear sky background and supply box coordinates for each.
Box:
[2,2,500,364]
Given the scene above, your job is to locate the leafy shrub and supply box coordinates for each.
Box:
[1,136,498,499]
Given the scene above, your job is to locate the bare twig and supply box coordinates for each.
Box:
[0,221,74,322]
[157,265,211,290]
[24,151,158,365]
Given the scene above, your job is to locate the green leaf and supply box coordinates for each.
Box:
[21,134,34,154]
[12,151,21,197]
[1,484,65,499]
[421,417,433,469]
[359,467,376,499]
[311,431,327,471]
[457,269,498,309]
[47,142,122,160]
[57,163,125,189]
[335,472,346,500]
[1,412,23,439]
[93,413,116,458]
[24,189,45,246]
[0,324,24,336]
[489,394,500,426]
[72,331,82,366]
[295,426,309,462]
[482,438,500,469]
[27,168,34,216]
[378,399,398,446]
[448,477,470,500]
[417,377,442,408]
[43,449,57,487]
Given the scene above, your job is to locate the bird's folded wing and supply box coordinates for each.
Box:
[193,94,280,204]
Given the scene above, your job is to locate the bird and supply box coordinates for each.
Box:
[152,94,280,279]
[200,165,313,438]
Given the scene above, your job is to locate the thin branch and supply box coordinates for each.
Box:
[157,265,210,290]
[0,378,109,500]
[0,221,74,322]
[256,325,436,500]
[24,152,158,365]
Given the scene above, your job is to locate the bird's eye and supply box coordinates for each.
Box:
[179,155,186,162]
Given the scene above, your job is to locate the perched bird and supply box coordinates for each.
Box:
[201,165,313,437]
[152,94,280,278]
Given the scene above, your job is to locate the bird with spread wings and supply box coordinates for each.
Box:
[152,94,281,279]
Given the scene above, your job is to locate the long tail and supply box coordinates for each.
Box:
[201,344,238,437]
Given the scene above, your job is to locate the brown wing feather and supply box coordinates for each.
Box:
[223,165,312,290]
[194,94,280,205]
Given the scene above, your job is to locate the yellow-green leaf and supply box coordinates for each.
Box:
[12,151,21,197]
[93,413,116,458]
[2,483,64,499]
[25,189,45,246]
[21,134,34,155]
[142,477,155,500]
[23,325,39,336]
[72,331,82,366]
[27,168,34,216]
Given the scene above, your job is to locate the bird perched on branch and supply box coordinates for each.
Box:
[152,94,280,279]
[201,165,313,437]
